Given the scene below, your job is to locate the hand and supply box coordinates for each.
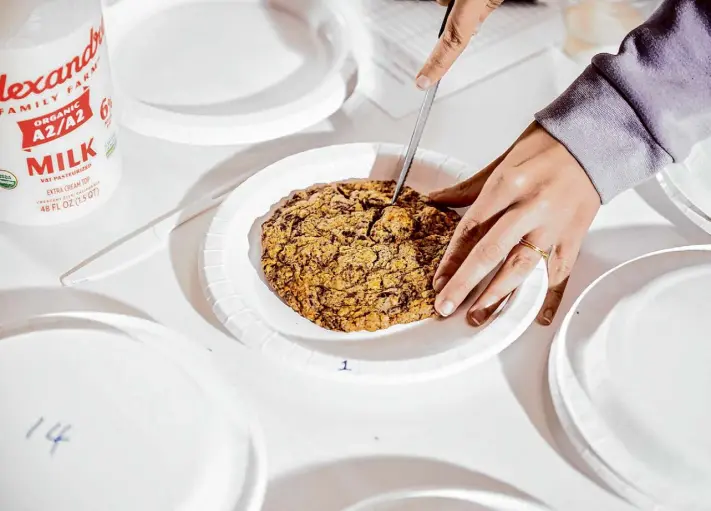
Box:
[429,122,601,326]
[416,0,505,89]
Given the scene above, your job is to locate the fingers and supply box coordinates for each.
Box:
[434,213,499,293]
[435,206,538,317]
[483,0,505,12]
[416,0,485,89]
[536,234,583,325]
[432,179,515,287]
[429,172,489,208]
[432,161,534,290]
[468,229,552,325]
[428,120,598,328]
[537,277,570,326]
[468,296,507,327]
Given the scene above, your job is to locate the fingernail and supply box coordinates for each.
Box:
[416,75,432,90]
[434,276,449,293]
[437,300,455,317]
[540,308,554,325]
[469,308,489,326]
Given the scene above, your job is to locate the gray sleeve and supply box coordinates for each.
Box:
[534,0,711,203]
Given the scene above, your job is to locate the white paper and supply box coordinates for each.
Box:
[355,0,565,118]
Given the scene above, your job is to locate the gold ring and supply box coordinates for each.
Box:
[519,239,549,260]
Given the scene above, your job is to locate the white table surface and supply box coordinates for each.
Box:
[1,47,708,511]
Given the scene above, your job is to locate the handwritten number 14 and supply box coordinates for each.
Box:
[26,417,72,456]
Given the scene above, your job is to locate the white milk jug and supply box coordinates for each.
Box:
[0,0,121,225]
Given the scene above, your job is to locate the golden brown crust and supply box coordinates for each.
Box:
[261,180,460,332]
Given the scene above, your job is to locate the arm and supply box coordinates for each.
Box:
[536,0,711,203]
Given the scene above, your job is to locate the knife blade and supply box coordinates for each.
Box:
[390,0,455,204]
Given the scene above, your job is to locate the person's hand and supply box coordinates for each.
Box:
[429,122,601,326]
[416,0,504,90]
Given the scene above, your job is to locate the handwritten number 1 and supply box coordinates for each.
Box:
[340,360,351,371]
[26,417,44,439]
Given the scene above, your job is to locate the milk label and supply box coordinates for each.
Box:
[0,16,121,225]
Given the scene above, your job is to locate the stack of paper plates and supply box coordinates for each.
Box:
[341,488,552,511]
[658,139,711,235]
[0,312,266,511]
[200,143,548,383]
[549,246,711,510]
[105,0,356,145]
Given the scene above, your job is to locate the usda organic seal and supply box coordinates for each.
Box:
[0,170,18,191]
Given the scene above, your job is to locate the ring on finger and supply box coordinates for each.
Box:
[518,238,550,260]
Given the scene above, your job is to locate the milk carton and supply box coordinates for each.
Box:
[0,0,121,225]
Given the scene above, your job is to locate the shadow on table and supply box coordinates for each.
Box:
[261,456,549,511]
[0,287,152,325]
[498,222,709,500]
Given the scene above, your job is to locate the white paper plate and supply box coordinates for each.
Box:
[548,351,658,510]
[105,0,354,145]
[0,312,267,511]
[550,245,711,510]
[200,143,548,383]
[658,139,711,235]
[341,488,552,511]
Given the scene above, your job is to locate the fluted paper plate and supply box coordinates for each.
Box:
[106,0,355,145]
[199,143,547,384]
[550,245,711,510]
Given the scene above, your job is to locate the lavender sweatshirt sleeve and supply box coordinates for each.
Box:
[535,0,711,203]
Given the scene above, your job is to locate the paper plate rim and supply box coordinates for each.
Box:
[105,0,352,145]
[547,346,661,510]
[657,169,711,236]
[550,244,711,509]
[200,142,548,384]
[339,487,553,511]
[0,311,268,511]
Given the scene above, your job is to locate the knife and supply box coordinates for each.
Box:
[60,185,235,286]
[391,0,455,204]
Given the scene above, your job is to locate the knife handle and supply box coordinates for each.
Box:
[438,0,455,38]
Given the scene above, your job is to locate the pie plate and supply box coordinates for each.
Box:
[105,0,355,145]
[200,143,548,383]
[340,488,552,511]
[549,245,711,510]
[0,312,267,511]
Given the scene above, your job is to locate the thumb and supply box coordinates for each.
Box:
[429,149,508,206]
[416,0,504,89]
[429,166,491,207]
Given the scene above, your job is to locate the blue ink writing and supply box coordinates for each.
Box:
[26,417,72,456]
[339,360,351,371]
[50,425,71,456]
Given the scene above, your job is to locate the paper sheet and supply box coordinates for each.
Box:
[357,0,564,118]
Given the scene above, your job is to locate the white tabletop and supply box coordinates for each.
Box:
[1,48,708,511]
